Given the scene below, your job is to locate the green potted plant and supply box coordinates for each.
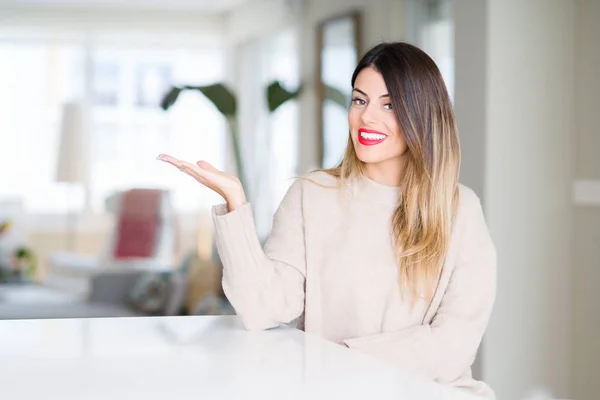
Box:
[13,246,36,281]
[160,80,302,198]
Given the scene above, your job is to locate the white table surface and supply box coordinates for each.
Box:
[0,316,479,400]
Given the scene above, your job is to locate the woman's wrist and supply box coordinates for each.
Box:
[225,191,247,212]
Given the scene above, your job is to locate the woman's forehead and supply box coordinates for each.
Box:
[353,67,389,96]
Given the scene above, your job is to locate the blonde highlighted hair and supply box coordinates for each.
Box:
[319,42,460,304]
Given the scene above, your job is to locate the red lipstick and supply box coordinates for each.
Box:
[358,128,388,146]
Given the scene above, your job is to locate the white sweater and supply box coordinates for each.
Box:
[212,171,497,398]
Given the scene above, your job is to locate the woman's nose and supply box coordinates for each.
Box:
[360,104,378,125]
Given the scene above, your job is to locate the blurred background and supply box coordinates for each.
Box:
[0,0,597,399]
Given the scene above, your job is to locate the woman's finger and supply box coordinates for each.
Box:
[157,154,226,195]
[159,155,221,179]
[157,154,187,172]
[158,155,197,175]
[181,160,225,182]
[179,161,226,192]
[178,160,210,180]
[186,168,226,198]
[196,160,220,173]
[156,154,178,164]
[158,155,204,177]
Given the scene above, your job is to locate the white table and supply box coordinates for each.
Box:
[0,316,479,400]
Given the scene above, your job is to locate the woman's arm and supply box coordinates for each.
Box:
[156,154,306,331]
[212,179,306,331]
[342,189,497,384]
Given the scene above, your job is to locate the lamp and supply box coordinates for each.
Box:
[56,101,86,251]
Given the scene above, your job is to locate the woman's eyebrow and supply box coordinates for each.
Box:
[352,88,368,97]
[352,88,389,98]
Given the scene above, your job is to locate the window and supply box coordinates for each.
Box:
[87,46,227,213]
[0,41,85,214]
[0,39,227,214]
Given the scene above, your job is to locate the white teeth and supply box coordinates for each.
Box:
[360,132,386,140]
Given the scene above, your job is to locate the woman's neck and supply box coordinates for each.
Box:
[363,156,407,187]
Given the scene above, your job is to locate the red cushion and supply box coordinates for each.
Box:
[111,189,162,260]
[113,216,159,259]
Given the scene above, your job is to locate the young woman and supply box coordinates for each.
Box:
[158,42,497,399]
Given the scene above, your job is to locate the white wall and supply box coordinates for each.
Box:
[573,1,600,399]
[454,1,575,399]
[453,0,487,201]
[452,0,487,382]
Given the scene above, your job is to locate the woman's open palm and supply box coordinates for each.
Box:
[157,154,246,211]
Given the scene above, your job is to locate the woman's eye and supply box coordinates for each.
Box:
[352,98,366,106]
[383,103,393,110]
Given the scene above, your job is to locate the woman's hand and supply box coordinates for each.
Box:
[156,154,247,212]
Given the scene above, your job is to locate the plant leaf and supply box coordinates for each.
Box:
[160,83,237,118]
[184,84,237,117]
[266,81,302,113]
[160,87,182,111]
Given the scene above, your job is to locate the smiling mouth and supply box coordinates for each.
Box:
[358,128,388,146]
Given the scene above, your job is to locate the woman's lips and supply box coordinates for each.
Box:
[358,128,388,146]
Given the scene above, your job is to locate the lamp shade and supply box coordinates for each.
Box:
[56,102,86,184]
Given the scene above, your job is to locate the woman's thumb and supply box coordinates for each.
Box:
[196,160,218,172]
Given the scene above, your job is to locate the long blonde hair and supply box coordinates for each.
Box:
[320,42,460,304]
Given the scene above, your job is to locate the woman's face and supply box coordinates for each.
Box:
[348,66,408,169]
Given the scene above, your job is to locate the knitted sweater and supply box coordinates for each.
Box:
[212,171,497,398]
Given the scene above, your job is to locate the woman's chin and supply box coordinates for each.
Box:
[355,150,385,165]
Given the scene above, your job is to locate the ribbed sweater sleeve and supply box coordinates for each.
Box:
[211,179,306,331]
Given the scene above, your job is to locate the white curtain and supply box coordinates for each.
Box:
[234,28,300,241]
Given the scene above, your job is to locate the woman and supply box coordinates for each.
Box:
[157,42,497,398]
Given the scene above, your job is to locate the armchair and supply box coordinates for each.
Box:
[46,188,179,295]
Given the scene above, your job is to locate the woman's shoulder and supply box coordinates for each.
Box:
[278,170,342,209]
[457,183,483,213]
[454,184,488,236]
[271,171,342,221]
[282,170,340,195]
[276,170,339,200]
[299,170,340,189]
[455,183,495,251]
